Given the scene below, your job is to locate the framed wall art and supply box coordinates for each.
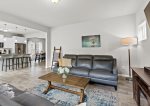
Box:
[82,35,101,47]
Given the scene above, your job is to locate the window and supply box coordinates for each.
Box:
[28,41,35,54]
[36,42,43,53]
[138,21,147,41]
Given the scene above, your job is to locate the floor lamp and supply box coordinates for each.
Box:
[121,37,137,80]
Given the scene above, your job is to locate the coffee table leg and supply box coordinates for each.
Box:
[79,89,84,103]
[43,81,52,94]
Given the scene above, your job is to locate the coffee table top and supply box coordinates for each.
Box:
[39,72,90,89]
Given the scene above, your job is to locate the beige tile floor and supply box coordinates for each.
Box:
[0,62,138,106]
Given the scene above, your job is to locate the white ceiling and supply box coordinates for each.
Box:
[0,21,41,34]
[0,0,144,27]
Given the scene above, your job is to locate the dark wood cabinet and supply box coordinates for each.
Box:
[132,68,150,106]
[15,43,26,54]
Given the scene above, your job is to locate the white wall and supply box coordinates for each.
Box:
[25,32,47,39]
[46,29,51,68]
[136,0,150,67]
[51,14,137,75]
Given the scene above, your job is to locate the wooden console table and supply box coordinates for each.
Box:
[132,68,150,106]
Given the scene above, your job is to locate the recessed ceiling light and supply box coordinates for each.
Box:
[51,0,60,4]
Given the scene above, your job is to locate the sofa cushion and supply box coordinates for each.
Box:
[89,69,117,81]
[90,78,117,86]
[93,60,113,71]
[77,55,92,69]
[93,55,113,60]
[63,54,77,67]
[70,67,90,77]
[0,94,22,106]
[12,92,55,106]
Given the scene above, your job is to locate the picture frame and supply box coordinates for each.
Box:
[82,35,101,47]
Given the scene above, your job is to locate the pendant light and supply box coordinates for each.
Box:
[3,24,8,32]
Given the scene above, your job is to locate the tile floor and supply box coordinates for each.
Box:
[0,62,139,106]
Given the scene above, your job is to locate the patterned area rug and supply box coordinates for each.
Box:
[30,83,118,106]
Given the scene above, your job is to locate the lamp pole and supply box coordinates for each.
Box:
[121,37,137,80]
[128,48,131,77]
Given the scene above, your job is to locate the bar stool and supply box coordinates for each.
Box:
[2,56,14,72]
[35,53,41,62]
[14,55,23,69]
[13,56,20,70]
[18,56,23,68]
[22,55,31,67]
[41,53,45,61]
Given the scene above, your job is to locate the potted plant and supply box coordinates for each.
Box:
[57,67,70,79]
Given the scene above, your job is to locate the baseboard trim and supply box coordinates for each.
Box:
[45,66,51,69]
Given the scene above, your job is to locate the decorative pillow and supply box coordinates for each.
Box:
[58,58,72,67]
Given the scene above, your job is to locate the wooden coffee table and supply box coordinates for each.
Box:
[39,72,90,103]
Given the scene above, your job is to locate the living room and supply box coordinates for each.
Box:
[0,0,150,106]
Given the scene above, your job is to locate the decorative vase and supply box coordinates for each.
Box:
[62,74,67,79]
[62,78,66,82]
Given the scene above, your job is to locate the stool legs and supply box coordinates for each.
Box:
[12,59,14,71]
[29,57,31,67]
[1,56,31,71]
[2,59,4,71]
[5,59,7,72]
[26,57,28,67]
[21,58,23,68]
[16,58,18,70]
[18,58,19,68]
[9,59,10,70]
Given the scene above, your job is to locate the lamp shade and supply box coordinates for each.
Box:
[121,37,137,46]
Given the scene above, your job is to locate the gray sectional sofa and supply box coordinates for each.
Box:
[62,54,118,90]
[0,93,56,106]
[0,84,58,106]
